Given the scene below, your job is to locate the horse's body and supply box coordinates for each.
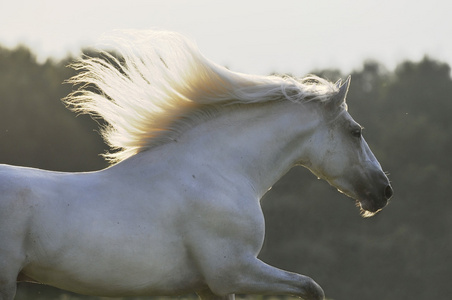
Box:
[0,31,392,300]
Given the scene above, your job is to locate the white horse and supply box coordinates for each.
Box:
[0,31,392,300]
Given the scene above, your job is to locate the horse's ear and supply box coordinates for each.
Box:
[335,79,342,88]
[331,75,351,107]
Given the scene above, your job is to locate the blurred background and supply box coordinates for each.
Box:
[1,1,451,300]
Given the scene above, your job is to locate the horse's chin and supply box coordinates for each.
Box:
[356,199,382,218]
[360,207,378,218]
[335,186,387,217]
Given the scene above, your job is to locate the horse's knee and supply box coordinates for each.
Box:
[300,276,325,300]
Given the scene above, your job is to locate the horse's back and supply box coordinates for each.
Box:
[0,162,204,296]
[0,164,68,227]
[0,164,68,244]
[0,164,42,229]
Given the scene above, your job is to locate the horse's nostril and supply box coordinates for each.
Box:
[384,185,393,200]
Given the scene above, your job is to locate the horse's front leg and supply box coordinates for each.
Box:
[185,189,324,300]
[188,213,324,299]
[199,255,324,300]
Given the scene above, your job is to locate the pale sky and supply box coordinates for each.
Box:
[1,0,451,76]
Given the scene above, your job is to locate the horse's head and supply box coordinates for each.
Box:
[304,76,393,216]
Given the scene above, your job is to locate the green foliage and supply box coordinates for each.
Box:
[1,46,450,300]
[0,45,107,171]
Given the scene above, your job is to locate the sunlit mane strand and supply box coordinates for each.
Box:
[64,30,338,163]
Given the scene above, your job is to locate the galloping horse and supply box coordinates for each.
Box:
[0,31,392,300]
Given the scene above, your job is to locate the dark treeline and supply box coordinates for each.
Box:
[1,44,451,300]
[0,45,107,172]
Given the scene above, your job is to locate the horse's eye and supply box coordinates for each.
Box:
[351,128,362,138]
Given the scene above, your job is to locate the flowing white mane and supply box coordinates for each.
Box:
[65,30,338,163]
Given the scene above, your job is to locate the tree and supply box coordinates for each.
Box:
[0,45,107,171]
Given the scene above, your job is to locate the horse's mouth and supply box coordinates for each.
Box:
[357,198,387,217]
[335,183,392,217]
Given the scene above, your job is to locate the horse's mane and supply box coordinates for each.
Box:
[65,30,338,163]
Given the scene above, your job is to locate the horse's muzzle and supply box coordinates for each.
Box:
[384,184,394,200]
[359,183,393,213]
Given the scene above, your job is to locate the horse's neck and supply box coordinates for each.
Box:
[174,101,320,198]
[117,101,320,198]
